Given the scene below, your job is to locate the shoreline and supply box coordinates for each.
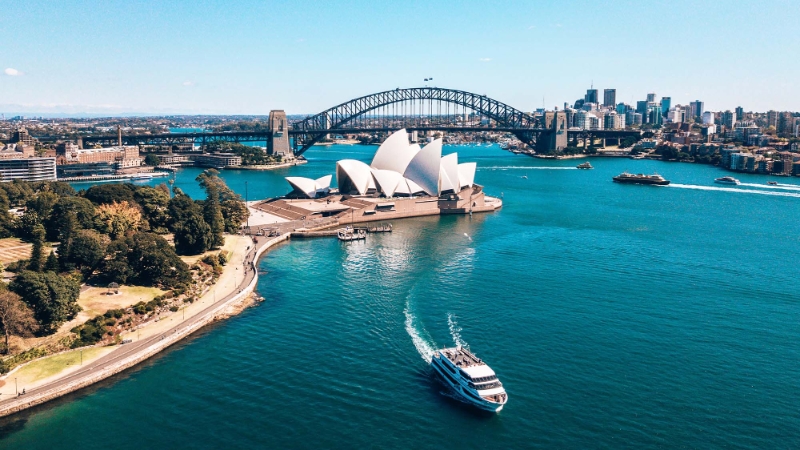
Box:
[231,160,308,170]
[0,233,289,418]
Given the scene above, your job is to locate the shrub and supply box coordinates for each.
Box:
[169,306,179,312]
[104,317,116,326]
[218,252,228,265]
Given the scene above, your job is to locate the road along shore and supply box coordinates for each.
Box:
[0,233,289,418]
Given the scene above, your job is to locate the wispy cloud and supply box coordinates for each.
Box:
[182,81,194,86]
[479,58,492,62]
[4,68,22,76]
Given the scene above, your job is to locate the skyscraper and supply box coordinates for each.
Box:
[585,89,599,104]
[646,93,656,103]
[690,100,704,119]
[603,89,616,108]
[735,106,744,120]
[661,97,671,116]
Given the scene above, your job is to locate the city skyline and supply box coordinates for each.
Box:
[2,0,799,115]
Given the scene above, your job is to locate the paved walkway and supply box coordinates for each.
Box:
[0,234,280,416]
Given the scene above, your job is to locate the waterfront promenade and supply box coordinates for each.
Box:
[0,233,288,418]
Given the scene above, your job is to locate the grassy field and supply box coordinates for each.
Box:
[0,238,53,265]
[78,285,165,318]
[1,347,115,390]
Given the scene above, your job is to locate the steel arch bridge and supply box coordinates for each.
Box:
[290,87,550,155]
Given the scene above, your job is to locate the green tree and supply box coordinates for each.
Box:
[144,154,160,166]
[16,209,41,241]
[28,223,46,272]
[167,190,202,231]
[83,183,136,205]
[9,271,81,333]
[174,210,212,255]
[96,200,142,239]
[0,291,39,353]
[46,196,96,241]
[26,190,59,220]
[44,251,60,273]
[196,169,249,233]
[133,185,170,233]
[101,239,134,284]
[125,233,190,288]
[67,230,107,277]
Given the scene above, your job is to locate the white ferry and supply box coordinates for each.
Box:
[430,346,507,412]
[714,176,740,185]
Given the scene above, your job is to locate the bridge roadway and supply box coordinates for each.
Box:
[0,235,277,418]
[52,127,640,146]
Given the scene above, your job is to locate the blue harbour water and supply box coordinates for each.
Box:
[2,144,800,448]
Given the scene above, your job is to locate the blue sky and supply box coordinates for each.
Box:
[1,0,798,115]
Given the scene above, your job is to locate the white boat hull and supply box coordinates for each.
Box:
[430,355,506,412]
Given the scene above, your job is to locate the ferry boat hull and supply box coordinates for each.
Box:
[612,176,670,186]
[714,178,740,185]
[430,352,506,412]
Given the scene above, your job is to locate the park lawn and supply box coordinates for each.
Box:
[0,237,53,265]
[79,285,166,318]
[179,234,243,265]
[10,347,115,386]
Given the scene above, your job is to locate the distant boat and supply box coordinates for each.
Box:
[613,172,670,186]
[715,176,740,185]
[521,174,528,179]
[576,162,593,169]
[767,181,778,185]
[430,346,507,412]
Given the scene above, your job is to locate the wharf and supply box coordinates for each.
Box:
[59,172,171,182]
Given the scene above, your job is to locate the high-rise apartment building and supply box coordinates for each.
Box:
[766,110,778,128]
[646,93,656,103]
[702,111,715,125]
[735,106,744,121]
[690,100,704,119]
[603,89,616,108]
[722,110,737,129]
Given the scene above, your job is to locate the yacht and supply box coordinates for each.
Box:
[430,346,507,412]
[576,162,593,169]
[767,181,778,186]
[612,172,670,185]
[714,176,740,185]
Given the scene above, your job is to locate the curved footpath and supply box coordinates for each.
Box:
[0,233,289,418]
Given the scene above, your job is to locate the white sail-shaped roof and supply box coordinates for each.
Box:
[405,178,426,195]
[370,129,419,174]
[403,139,442,196]
[371,169,405,197]
[336,159,373,195]
[440,153,460,194]
[457,162,476,189]
[285,175,332,198]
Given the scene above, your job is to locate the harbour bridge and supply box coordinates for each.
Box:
[72,87,641,154]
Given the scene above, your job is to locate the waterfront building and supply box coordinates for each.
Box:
[604,112,624,130]
[702,111,715,125]
[668,108,684,123]
[193,153,242,168]
[156,154,191,165]
[777,112,796,136]
[0,143,35,159]
[56,161,116,178]
[779,152,793,175]
[690,100,704,119]
[603,89,616,108]
[331,129,477,197]
[285,175,333,199]
[735,106,744,120]
[58,144,142,168]
[661,97,671,116]
[0,157,57,182]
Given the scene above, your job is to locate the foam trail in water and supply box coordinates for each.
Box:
[404,299,435,363]
[478,166,577,170]
[669,184,800,198]
[739,183,800,191]
[447,313,468,349]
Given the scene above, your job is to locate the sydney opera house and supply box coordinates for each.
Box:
[250,129,501,227]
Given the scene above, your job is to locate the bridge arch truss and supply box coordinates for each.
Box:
[291,87,546,154]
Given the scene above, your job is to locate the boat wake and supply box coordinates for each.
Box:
[669,183,800,198]
[739,182,800,191]
[447,313,469,349]
[404,298,436,363]
[478,166,577,170]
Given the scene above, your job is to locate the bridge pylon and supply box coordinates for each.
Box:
[268,110,291,157]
